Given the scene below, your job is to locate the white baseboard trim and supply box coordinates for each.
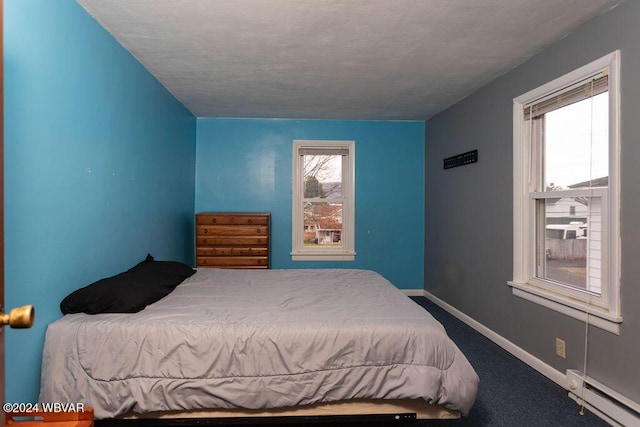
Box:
[422,290,566,387]
[401,289,425,297]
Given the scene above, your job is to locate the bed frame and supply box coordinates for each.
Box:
[95,399,459,426]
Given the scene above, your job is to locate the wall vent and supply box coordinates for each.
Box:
[566,369,640,427]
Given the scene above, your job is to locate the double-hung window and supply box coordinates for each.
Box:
[291,140,355,261]
[510,51,621,333]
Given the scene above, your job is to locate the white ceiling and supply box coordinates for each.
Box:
[76,0,621,120]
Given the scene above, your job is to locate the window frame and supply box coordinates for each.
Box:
[509,51,622,334]
[291,140,355,261]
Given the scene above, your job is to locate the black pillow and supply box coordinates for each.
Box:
[60,254,195,315]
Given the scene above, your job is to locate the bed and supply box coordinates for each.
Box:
[40,268,479,422]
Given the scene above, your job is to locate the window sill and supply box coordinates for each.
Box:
[508,281,622,335]
[291,251,356,261]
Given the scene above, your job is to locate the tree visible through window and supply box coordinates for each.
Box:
[303,154,343,247]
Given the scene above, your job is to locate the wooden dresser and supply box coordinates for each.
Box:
[195,212,270,269]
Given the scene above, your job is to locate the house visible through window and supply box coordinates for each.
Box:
[536,90,607,295]
[510,51,621,333]
[292,140,355,261]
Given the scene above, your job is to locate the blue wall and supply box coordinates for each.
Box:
[196,118,425,290]
[4,0,196,401]
[5,0,425,405]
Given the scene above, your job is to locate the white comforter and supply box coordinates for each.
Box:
[40,269,478,419]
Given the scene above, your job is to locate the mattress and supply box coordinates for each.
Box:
[39,268,478,419]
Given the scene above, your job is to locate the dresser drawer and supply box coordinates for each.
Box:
[196,236,268,246]
[196,214,268,226]
[196,225,268,236]
[196,247,268,256]
[231,247,269,256]
[197,256,269,267]
[197,247,230,256]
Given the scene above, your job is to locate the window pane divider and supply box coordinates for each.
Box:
[302,198,344,202]
[530,188,607,199]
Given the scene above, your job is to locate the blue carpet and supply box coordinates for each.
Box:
[408,297,608,426]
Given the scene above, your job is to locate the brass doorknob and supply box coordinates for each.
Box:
[0,305,35,328]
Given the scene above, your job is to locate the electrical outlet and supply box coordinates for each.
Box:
[556,338,566,359]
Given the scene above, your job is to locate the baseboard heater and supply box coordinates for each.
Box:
[566,369,640,426]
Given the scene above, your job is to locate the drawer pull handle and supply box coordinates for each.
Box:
[212,218,217,224]
[203,229,208,234]
[248,219,253,224]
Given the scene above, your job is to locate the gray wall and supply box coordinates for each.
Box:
[424,0,640,403]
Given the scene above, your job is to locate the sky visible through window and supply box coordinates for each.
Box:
[545,92,608,189]
[304,155,342,187]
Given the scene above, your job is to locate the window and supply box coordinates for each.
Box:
[291,140,355,261]
[510,51,621,333]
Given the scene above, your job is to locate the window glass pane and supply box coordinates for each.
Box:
[544,92,608,190]
[303,201,343,247]
[303,155,342,198]
[537,197,601,295]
